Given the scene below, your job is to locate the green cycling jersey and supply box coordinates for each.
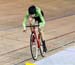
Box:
[22,7,46,30]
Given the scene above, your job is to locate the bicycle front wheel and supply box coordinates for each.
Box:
[30,33,38,60]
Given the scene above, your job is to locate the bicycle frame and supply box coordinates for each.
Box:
[26,25,45,60]
[31,27,41,48]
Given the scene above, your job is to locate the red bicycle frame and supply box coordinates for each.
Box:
[32,27,41,48]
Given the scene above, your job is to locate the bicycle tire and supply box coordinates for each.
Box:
[39,36,45,57]
[30,33,38,60]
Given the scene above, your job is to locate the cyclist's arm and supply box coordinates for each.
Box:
[22,12,29,30]
[36,7,46,28]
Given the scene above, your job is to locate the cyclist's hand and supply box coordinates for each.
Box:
[23,30,26,32]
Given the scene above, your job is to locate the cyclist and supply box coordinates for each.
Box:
[22,5,47,52]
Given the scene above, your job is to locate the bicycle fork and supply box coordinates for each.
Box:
[37,34,41,48]
[32,31,41,48]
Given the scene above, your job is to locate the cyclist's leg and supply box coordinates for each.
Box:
[39,27,47,52]
[29,17,35,32]
[34,13,47,52]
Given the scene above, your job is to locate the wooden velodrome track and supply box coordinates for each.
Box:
[0,0,75,65]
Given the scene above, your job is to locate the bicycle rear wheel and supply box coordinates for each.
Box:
[39,36,45,57]
[30,33,38,60]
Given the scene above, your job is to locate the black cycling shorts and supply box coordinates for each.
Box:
[33,10,44,23]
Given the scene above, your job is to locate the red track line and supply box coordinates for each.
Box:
[0,45,29,56]
[46,30,75,41]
